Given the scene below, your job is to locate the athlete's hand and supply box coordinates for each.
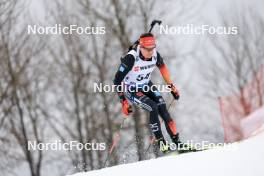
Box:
[121,99,133,116]
[169,84,180,100]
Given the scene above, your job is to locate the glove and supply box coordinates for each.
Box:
[169,84,180,100]
[121,99,132,116]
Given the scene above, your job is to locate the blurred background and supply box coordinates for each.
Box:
[0,0,263,175]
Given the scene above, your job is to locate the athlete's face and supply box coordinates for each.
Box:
[140,46,155,59]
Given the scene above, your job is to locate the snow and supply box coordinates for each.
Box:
[68,132,264,176]
[241,106,264,138]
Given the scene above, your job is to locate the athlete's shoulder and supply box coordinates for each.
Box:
[156,51,162,59]
[156,51,164,67]
[127,47,138,58]
[120,52,135,69]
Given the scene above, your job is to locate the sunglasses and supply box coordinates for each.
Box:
[141,45,156,52]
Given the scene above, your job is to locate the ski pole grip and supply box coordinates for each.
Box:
[171,91,180,100]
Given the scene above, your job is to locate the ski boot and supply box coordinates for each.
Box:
[171,133,197,153]
[154,137,170,154]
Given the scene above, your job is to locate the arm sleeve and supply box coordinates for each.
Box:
[113,54,135,101]
[156,52,173,85]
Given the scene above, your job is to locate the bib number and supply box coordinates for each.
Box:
[136,73,150,81]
